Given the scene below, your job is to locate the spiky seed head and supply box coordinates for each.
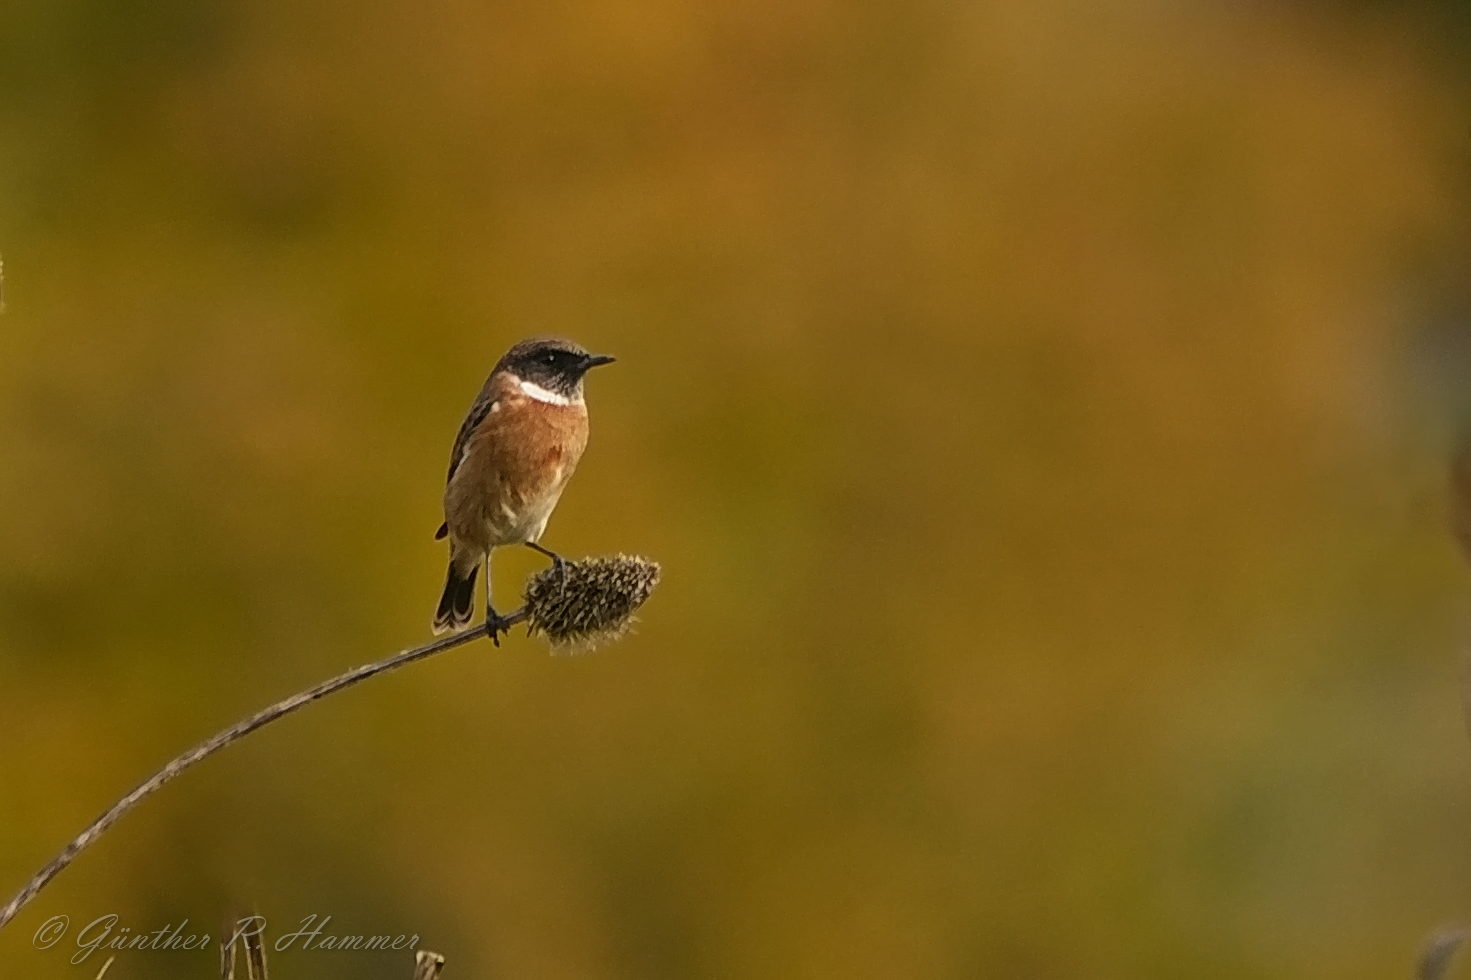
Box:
[524,555,661,652]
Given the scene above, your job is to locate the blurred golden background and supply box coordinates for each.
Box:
[4,0,1471,976]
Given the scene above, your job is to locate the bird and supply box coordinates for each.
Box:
[432,337,615,643]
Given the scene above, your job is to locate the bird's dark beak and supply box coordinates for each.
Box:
[583,354,616,369]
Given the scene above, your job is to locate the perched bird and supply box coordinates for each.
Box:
[432,337,615,642]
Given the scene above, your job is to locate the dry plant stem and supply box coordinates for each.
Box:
[0,613,524,933]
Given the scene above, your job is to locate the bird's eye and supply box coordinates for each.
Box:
[542,352,558,365]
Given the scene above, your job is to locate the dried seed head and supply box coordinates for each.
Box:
[524,555,661,652]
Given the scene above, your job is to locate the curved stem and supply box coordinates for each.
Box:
[0,612,524,931]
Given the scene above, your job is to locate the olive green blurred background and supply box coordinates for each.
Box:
[4,0,1471,977]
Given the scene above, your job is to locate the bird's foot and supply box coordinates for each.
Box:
[485,611,514,646]
[527,542,570,595]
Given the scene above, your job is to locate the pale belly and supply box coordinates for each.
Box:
[485,482,566,546]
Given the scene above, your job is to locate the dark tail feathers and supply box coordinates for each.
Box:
[432,562,478,634]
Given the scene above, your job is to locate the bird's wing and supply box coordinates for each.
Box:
[446,392,498,485]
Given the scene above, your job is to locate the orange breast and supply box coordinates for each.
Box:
[479,392,588,500]
[443,386,590,550]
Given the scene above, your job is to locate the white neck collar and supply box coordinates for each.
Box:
[518,378,580,406]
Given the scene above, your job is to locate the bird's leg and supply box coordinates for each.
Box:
[482,560,510,646]
[526,541,568,593]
